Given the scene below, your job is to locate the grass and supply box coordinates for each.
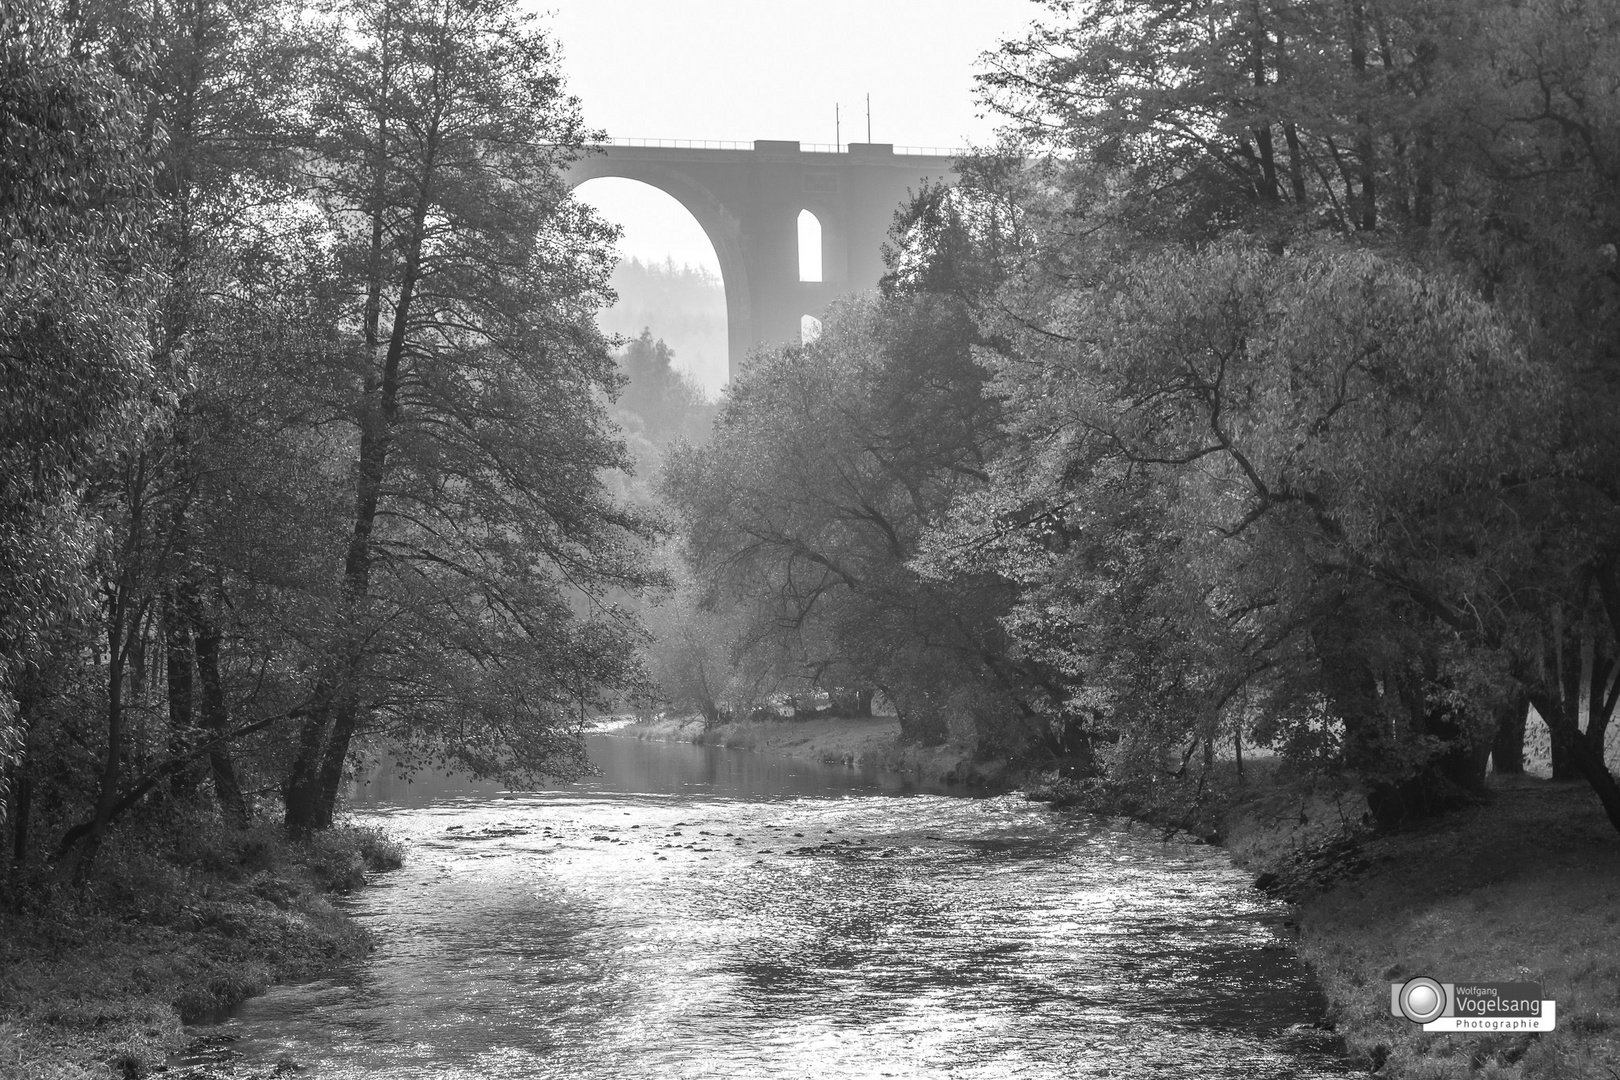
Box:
[1282,776,1620,1079]
[0,818,404,1080]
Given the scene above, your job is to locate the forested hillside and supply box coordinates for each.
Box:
[597,257,727,396]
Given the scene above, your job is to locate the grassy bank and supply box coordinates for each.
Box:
[1063,760,1620,1078]
[1273,776,1620,1079]
[0,820,402,1080]
[619,713,1018,788]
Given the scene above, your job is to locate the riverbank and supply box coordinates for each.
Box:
[1274,775,1620,1079]
[619,713,1019,788]
[0,822,401,1080]
[1021,763,1620,1078]
[1112,761,1620,1078]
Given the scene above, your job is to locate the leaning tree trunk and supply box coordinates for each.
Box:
[287,169,431,835]
[313,696,361,830]
[1531,690,1620,835]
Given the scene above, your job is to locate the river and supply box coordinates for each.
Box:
[188,733,1346,1078]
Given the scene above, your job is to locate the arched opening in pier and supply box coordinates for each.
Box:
[797,209,823,283]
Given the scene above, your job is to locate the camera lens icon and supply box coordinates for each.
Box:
[1398,977,1447,1024]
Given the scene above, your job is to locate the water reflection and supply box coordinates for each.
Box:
[349,734,968,807]
[198,734,1344,1079]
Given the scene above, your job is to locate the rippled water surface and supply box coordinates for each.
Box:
[197,734,1344,1078]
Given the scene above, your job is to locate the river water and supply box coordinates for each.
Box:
[192,734,1346,1078]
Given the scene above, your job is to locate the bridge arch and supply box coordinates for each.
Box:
[566,142,958,382]
[567,157,752,385]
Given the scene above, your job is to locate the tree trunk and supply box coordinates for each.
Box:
[1531,690,1620,835]
[163,588,201,800]
[1273,28,1308,207]
[73,457,153,876]
[1249,5,1278,204]
[1549,606,1586,780]
[314,696,360,829]
[1283,124,1308,205]
[78,594,140,878]
[1492,692,1528,774]
[283,34,434,832]
[191,601,248,826]
[1348,0,1377,231]
[1549,722,1581,780]
[282,701,331,838]
[10,771,31,870]
[1586,644,1617,763]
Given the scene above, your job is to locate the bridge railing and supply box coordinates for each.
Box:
[591,137,754,150]
[796,143,967,156]
[891,145,971,157]
[586,137,967,158]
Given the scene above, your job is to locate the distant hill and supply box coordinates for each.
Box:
[597,258,728,396]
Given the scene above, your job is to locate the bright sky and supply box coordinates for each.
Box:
[542,0,1039,272]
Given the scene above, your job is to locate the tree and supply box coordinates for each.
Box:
[276,0,662,834]
[663,292,1051,749]
[614,329,717,452]
[927,240,1561,820]
[1431,0,1620,796]
[962,0,1620,835]
[139,0,308,822]
[597,257,727,393]
[979,0,1505,238]
[1,0,165,854]
[18,0,336,870]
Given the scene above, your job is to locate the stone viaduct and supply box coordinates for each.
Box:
[566,141,959,380]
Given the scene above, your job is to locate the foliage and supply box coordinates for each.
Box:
[662,292,1052,748]
[952,0,1620,829]
[266,0,666,832]
[924,239,1550,816]
[597,257,727,393]
[0,0,165,829]
[1,0,667,872]
[613,329,717,453]
[980,0,1478,236]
